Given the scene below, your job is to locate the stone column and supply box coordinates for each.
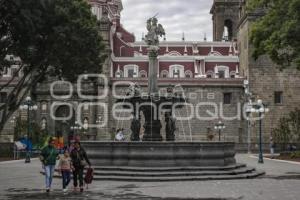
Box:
[147,46,159,95]
[141,45,163,141]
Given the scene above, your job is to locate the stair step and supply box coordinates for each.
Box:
[92,171,265,182]
[93,163,246,172]
[40,164,265,181]
[93,167,255,177]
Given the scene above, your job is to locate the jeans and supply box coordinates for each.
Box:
[73,167,84,187]
[62,170,71,189]
[44,165,55,189]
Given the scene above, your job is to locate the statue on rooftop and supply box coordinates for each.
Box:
[145,17,165,46]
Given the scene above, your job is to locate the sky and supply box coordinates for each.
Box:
[121,0,214,42]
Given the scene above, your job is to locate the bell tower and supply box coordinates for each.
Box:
[210,0,240,41]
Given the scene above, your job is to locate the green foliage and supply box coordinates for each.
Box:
[290,151,300,159]
[289,108,300,141]
[0,0,106,81]
[273,117,291,150]
[249,0,300,70]
[273,108,300,150]
[14,117,48,149]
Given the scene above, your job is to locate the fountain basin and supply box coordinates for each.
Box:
[81,142,236,167]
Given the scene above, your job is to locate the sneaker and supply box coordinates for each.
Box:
[46,188,50,193]
[63,188,68,193]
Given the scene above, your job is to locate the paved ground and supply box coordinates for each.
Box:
[0,154,300,200]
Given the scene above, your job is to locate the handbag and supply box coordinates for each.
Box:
[80,160,87,167]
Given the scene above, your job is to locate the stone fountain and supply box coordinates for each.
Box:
[81,17,264,181]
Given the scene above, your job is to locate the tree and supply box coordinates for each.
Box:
[289,108,300,142]
[249,0,300,70]
[273,117,291,151]
[0,0,106,131]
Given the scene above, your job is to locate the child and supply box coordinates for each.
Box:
[58,148,72,192]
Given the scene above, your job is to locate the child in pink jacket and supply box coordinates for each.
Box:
[58,148,72,192]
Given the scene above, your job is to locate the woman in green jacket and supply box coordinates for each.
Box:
[40,138,59,193]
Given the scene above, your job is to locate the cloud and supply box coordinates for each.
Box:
[121,0,214,41]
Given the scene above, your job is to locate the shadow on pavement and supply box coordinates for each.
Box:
[4,188,243,200]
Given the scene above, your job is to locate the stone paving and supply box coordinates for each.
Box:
[0,154,300,200]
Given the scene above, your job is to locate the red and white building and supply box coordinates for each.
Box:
[89,0,241,81]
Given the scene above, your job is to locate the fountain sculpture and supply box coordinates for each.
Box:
[81,17,264,181]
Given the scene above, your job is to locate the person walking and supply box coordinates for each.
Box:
[40,138,59,193]
[70,141,91,192]
[270,137,275,159]
[58,148,72,192]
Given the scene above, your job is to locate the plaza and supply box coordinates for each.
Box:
[1,154,300,200]
[1,0,300,199]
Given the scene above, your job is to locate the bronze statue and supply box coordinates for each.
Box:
[165,113,176,141]
[130,116,141,141]
[145,17,165,46]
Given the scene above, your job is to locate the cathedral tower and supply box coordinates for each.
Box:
[210,0,240,41]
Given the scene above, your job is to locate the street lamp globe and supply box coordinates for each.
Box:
[25,96,31,101]
[23,105,29,110]
[32,105,38,110]
[257,99,263,105]
[259,107,265,113]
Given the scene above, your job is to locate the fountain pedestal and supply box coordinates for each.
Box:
[143,120,162,141]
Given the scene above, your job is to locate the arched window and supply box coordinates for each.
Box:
[139,70,147,78]
[167,51,182,56]
[230,71,236,78]
[160,70,169,78]
[169,65,185,78]
[214,65,230,78]
[91,6,102,20]
[55,105,72,118]
[124,65,139,78]
[41,118,47,130]
[224,19,233,41]
[82,102,89,111]
[206,70,214,78]
[208,51,222,56]
[83,118,89,130]
[185,70,193,78]
[41,102,47,112]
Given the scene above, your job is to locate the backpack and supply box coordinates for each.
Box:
[84,167,94,188]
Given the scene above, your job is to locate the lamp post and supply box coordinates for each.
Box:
[247,99,269,164]
[19,96,38,163]
[214,121,226,141]
[244,79,252,154]
[10,116,16,142]
[70,121,82,139]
